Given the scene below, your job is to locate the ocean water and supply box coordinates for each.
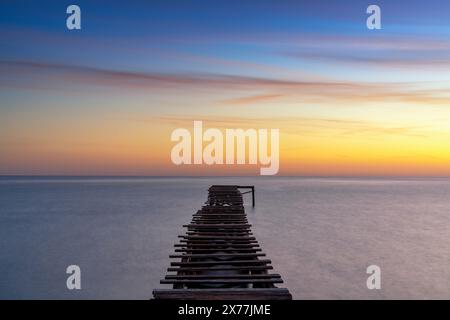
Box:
[0,176,449,299]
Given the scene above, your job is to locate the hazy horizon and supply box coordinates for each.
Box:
[2,174,450,178]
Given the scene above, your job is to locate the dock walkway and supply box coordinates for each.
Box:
[153,185,292,300]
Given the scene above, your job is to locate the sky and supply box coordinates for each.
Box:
[1,0,450,176]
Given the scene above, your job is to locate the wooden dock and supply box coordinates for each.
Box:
[152,185,292,300]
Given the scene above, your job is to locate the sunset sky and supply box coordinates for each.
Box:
[1,0,450,176]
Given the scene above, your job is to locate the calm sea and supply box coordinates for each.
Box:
[0,176,449,299]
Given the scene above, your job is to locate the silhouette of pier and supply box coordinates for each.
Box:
[153,185,292,300]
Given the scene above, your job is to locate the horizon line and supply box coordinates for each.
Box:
[1,174,449,179]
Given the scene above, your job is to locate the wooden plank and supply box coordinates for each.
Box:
[186,231,252,235]
[167,265,273,272]
[179,240,258,244]
[152,288,292,300]
[190,222,249,225]
[174,248,262,252]
[161,279,283,284]
[192,217,246,220]
[192,219,247,221]
[165,274,281,280]
[180,238,256,242]
[184,224,251,228]
[178,235,256,240]
[192,217,247,219]
[185,234,253,237]
[174,243,260,248]
[169,253,265,258]
[184,228,252,232]
[191,221,248,224]
[192,216,247,218]
[195,212,242,215]
[198,209,244,211]
[197,212,244,215]
[171,259,271,266]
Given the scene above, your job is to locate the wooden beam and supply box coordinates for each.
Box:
[174,248,262,252]
[167,265,273,272]
[153,288,292,300]
[171,259,271,266]
[161,279,283,284]
[169,253,265,258]
[186,225,250,228]
[165,274,281,280]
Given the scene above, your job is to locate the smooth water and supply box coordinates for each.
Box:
[0,177,449,299]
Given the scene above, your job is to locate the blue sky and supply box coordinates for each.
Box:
[2,0,450,75]
[1,1,450,175]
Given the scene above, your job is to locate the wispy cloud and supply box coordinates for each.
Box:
[282,50,450,68]
[144,115,447,139]
[220,93,284,105]
[278,34,450,69]
[0,60,340,89]
[2,60,449,107]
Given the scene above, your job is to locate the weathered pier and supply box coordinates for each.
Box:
[153,185,292,300]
